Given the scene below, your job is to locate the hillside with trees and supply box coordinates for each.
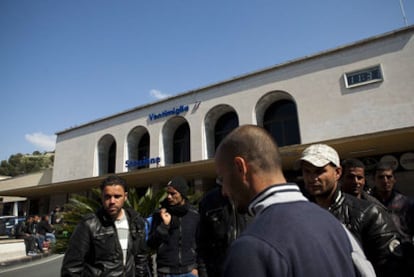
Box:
[0,151,54,177]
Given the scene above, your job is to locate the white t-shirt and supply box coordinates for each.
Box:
[114,209,129,265]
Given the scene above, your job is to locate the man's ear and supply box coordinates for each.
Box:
[234,156,248,178]
[335,166,342,181]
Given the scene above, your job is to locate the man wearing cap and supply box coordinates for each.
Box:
[299,144,405,277]
[148,176,200,277]
[217,125,374,277]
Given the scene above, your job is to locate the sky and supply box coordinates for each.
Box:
[0,0,413,161]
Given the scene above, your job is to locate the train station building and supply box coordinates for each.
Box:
[1,25,413,215]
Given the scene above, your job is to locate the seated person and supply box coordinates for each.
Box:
[38,214,56,245]
[15,217,37,255]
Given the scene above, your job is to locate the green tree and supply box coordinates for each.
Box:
[8,153,23,167]
[127,186,167,216]
[53,190,101,253]
[7,154,23,175]
[49,155,54,164]
[0,152,55,176]
[0,160,11,176]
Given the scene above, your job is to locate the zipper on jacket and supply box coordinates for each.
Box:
[178,217,182,266]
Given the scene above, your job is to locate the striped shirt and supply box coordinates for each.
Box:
[114,209,129,265]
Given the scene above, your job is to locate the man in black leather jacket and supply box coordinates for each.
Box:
[197,185,251,277]
[371,162,414,243]
[299,144,404,277]
[61,175,149,277]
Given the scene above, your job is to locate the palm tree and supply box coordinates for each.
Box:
[53,189,100,253]
[127,186,167,217]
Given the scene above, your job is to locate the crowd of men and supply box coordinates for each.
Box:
[60,125,413,277]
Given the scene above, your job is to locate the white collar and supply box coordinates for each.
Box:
[248,183,308,216]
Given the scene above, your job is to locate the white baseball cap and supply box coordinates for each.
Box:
[299,144,340,167]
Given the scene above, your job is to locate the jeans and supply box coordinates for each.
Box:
[45,232,56,243]
[34,234,45,251]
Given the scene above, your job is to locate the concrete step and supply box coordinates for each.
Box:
[0,239,26,263]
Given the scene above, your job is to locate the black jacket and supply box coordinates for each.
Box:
[15,220,28,238]
[61,208,149,277]
[37,220,54,236]
[371,188,414,243]
[197,187,250,277]
[329,189,403,277]
[147,201,199,275]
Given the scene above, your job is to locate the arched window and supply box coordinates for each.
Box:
[108,142,116,173]
[173,123,190,163]
[137,133,150,169]
[98,135,116,175]
[264,100,300,146]
[214,112,239,150]
[127,127,150,170]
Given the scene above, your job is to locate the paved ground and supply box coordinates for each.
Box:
[0,250,53,268]
[0,254,63,277]
[0,238,54,269]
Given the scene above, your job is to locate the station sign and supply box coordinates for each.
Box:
[149,105,189,121]
[126,157,161,168]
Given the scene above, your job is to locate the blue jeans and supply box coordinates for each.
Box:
[34,234,45,251]
[45,232,56,243]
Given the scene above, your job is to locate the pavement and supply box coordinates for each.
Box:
[0,251,53,268]
[0,237,54,269]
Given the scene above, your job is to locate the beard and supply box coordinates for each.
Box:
[105,205,123,220]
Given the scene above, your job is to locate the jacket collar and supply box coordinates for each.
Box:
[248,183,308,216]
[328,189,345,211]
[97,207,136,226]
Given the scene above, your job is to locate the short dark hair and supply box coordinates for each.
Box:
[341,159,365,170]
[374,161,394,175]
[100,175,128,192]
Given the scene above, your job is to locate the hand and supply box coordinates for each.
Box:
[160,208,171,225]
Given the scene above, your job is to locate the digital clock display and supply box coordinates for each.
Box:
[344,65,383,88]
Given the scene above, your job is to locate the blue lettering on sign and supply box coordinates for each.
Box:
[148,105,189,121]
[126,157,161,168]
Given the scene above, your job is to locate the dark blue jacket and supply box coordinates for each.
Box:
[224,184,358,277]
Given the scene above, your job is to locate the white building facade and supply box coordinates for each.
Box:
[2,26,413,215]
[53,26,414,186]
